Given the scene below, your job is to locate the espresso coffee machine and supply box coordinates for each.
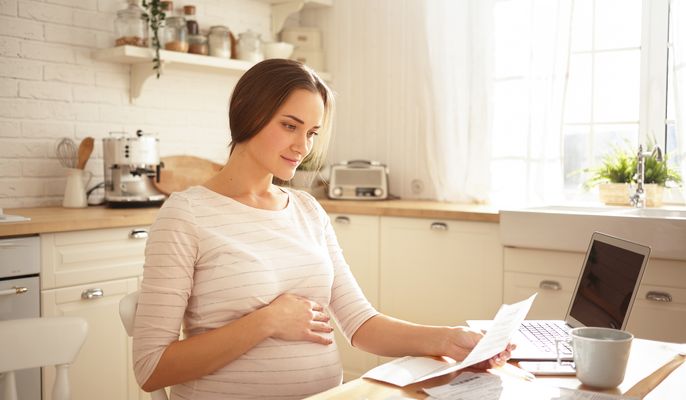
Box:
[103,130,166,207]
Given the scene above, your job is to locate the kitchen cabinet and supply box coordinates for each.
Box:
[502,246,686,343]
[41,277,139,400]
[40,226,148,400]
[626,258,686,343]
[503,248,584,319]
[328,213,381,381]
[379,217,503,326]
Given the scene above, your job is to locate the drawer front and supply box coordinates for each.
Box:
[41,227,148,289]
[626,284,686,342]
[504,271,578,320]
[504,247,584,277]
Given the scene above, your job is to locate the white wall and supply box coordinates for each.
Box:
[0,0,271,208]
[303,1,436,200]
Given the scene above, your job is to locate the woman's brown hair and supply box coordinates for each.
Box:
[228,59,334,173]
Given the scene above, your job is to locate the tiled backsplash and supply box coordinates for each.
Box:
[0,0,271,208]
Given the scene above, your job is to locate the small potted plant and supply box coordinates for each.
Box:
[640,152,682,206]
[585,146,681,206]
[584,147,635,205]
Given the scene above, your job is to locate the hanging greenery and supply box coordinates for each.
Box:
[142,0,165,78]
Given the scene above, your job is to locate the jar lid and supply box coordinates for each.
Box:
[183,5,196,15]
[117,1,145,18]
[209,25,230,32]
[160,1,173,12]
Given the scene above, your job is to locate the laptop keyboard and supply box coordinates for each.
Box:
[519,321,573,355]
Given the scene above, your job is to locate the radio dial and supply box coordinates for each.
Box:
[373,188,382,197]
[332,187,343,197]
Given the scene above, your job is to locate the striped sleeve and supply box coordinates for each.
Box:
[132,192,199,387]
[300,193,379,344]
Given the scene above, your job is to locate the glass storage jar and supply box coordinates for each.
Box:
[114,0,148,47]
[188,34,208,55]
[236,30,264,63]
[208,25,233,58]
[163,15,189,52]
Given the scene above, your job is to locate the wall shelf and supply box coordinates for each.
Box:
[259,0,333,34]
[92,45,331,102]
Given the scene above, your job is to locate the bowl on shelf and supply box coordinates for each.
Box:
[263,41,294,59]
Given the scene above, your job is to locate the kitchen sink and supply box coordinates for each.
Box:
[500,205,686,260]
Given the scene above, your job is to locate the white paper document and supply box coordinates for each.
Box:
[362,293,537,387]
[423,372,638,400]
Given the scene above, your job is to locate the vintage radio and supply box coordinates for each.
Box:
[328,160,389,200]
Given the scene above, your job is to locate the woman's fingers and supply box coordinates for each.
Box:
[312,311,330,322]
[310,321,334,333]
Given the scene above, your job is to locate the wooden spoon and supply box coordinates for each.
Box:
[76,137,94,170]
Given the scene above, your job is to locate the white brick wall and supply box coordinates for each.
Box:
[0,0,271,208]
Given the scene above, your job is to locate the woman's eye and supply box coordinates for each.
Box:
[282,123,296,131]
[308,131,319,138]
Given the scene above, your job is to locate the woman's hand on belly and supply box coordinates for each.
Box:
[261,293,334,345]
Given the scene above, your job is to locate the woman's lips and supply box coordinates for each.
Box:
[282,156,300,166]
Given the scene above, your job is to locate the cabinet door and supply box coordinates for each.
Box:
[379,217,502,326]
[503,248,584,320]
[626,259,686,342]
[41,278,139,400]
[328,213,380,380]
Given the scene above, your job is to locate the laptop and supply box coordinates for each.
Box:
[510,232,651,361]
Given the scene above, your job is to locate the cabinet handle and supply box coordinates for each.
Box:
[430,222,448,231]
[539,280,561,291]
[334,216,351,225]
[129,229,149,239]
[0,287,28,296]
[81,288,104,300]
[646,291,672,303]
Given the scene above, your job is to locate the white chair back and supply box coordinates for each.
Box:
[119,290,169,400]
[0,317,88,400]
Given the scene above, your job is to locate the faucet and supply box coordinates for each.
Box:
[629,144,663,208]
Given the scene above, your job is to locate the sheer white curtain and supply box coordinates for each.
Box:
[423,0,494,202]
[490,0,573,206]
[673,0,686,198]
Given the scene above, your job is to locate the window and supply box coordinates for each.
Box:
[491,0,678,204]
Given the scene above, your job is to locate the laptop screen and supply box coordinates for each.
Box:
[568,237,648,330]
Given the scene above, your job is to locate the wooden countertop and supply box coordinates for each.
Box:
[0,199,499,237]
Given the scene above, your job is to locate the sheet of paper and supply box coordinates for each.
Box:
[363,293,537,386]
[423,372,638,400]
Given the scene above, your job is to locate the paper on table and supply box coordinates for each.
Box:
[423,372,638,400]
[362,293,537,387]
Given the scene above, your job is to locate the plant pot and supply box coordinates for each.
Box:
[598,183,664,207]
[598,183,630,205]
[644,183,664,207]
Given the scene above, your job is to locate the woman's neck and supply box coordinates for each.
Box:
[202,150,288,210]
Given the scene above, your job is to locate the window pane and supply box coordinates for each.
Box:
[493,79,528,158]
[565,54,592,123]
[593,50,640,123]
[490,159,527,206]
[571,0,593,52]
[563,125,590,188]
[592,124,639,164]
[595,0,642,50]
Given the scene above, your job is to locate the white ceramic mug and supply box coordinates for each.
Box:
[556,327,633,389]
[63,168,92,208]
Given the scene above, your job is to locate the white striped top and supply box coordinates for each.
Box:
[132,186,378,400]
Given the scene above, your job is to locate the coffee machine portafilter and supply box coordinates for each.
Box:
[103,130,166,207]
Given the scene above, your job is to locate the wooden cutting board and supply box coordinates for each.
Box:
[153,155,223,195]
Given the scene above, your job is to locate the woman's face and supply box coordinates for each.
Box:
[246,89,325,181]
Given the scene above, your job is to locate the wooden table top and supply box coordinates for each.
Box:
[305,338,685,399]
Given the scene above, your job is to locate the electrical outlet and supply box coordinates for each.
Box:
[411,179,424,194]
